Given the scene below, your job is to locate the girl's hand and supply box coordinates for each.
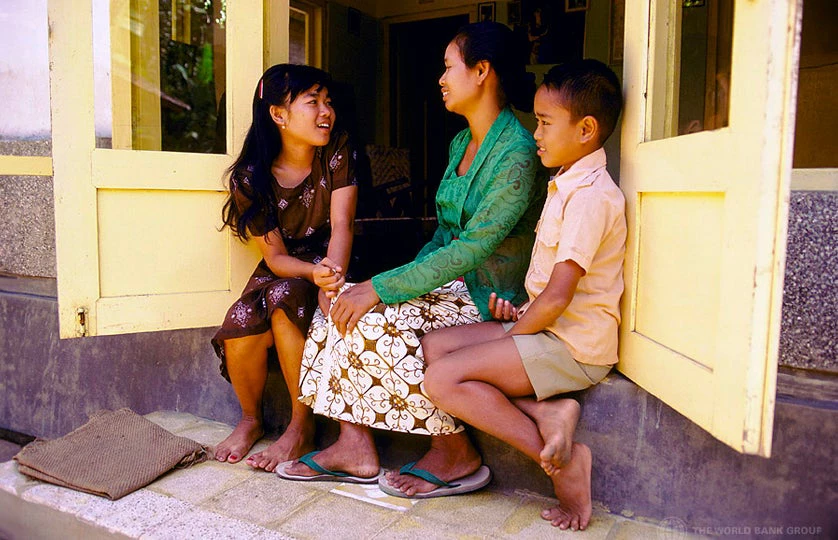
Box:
[312,257,345,294]
[318,289,332,316]
[488,292,519,322]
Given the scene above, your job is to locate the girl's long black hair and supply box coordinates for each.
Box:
[221,64,332,240]
[452,21,535,113]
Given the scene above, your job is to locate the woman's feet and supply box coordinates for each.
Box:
[383,432,482,497]
[284,423,380,479]
[542,442,593,531]
[214,416,264,464]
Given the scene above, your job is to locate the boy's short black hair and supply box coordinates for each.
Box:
[541,59,623,145]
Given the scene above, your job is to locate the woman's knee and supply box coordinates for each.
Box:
[424,362,456,405]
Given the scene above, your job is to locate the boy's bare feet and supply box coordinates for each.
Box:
[245,423,315,472]
[214,416,264,464]
[542,442,593,531]
[516,398,580,474]
[284,424,379,479]
[383,432,482,496]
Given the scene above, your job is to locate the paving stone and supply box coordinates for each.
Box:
[21,482,101,515]
[408,488,521,533]
[141,506,291,540]
[373,514,486,540]
[176,419,239,447]
[145,411,204,434]
[203,473,325,526]
[271,491,402,539]
[74,490,193,537]
[147,459,253,504]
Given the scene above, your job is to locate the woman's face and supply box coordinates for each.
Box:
[438,41,480,114]
[275,85,335,147]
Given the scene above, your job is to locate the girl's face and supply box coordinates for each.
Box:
[533,86,584,170]
[438,41,480,114]
[275,85,335,147]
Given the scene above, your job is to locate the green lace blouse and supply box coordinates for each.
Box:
[371,107,547,321]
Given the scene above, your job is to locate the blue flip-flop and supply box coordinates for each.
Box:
[378,461,492,499]
[276,451,383,484]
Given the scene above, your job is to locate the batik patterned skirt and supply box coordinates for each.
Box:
[299,280,481,435]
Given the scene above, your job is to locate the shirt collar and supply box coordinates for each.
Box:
[549,147,607,197]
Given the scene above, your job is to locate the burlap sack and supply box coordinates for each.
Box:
[14,408,208,500]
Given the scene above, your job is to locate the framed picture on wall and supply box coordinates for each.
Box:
[478,2,496,22]
[508,1,522,25]
[565,0,590,13]
[519,0,587,65]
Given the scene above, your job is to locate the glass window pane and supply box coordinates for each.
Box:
[94,0,227,153]
[289,8,308,65]
[648,0,734,141]
[0,0,51,156]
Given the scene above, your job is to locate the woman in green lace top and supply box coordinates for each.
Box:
[281,22,546,483]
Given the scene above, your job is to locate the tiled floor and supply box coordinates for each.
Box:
[0,411,705,539]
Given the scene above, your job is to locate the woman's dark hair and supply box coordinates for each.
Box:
[221,64,332,240]
[451,21,535,112]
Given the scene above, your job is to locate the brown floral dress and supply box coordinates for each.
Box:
[212,133,357,381]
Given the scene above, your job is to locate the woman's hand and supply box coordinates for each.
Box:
[488,292,519,322]
[331,280,380,335]
[312,257,345,298]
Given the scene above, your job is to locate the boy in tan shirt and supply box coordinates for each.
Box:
[380,59,626,532]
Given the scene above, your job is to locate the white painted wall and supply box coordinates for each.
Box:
[0,0,112,141]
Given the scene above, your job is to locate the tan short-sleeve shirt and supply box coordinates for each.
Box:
[521,148,627,366]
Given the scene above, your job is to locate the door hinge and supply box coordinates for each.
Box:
[76,307,88,337]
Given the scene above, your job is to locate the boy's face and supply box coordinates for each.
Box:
[533,86,587,171]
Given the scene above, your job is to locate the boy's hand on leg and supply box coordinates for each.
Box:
[488,292,519,321]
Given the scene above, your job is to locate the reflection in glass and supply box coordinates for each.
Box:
[94,0,226,153]
[647,0,733,141]
[677,0,733,136]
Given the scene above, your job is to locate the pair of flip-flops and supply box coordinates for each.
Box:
[276,451,383,484]
[377,461,492,499]
[276,452,492,499]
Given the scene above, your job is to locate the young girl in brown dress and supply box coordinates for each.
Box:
[211,64,358,471]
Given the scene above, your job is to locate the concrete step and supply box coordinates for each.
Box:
[0,411,701,540]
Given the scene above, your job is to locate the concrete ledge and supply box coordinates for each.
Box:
[1,282,836,537]
[0,413,698,540]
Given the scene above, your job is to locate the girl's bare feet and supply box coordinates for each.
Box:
[245,422,315,472]
[214,416,264,463]
[542,442,593,531]
[284,423,380,479]
[383,432,482,496]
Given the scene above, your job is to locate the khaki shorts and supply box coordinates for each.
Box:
[503,322,612,401]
